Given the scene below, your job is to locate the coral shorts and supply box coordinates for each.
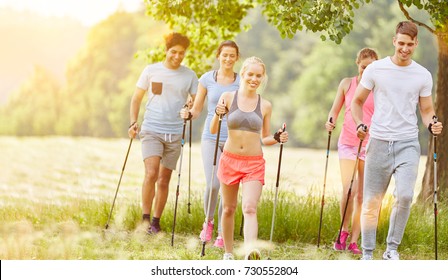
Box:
[217,150,265,186]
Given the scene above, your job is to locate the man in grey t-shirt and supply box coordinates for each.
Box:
[352,21,443,260]
[128,32,198,234]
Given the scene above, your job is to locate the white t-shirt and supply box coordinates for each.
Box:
[360,56,432,141]
[136,62,198,134]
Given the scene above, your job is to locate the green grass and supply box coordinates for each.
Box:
[0,136,446,260]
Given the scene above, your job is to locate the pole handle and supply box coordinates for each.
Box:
[328,117,333,136]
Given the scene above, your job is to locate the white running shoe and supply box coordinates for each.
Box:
[382,250,400,260]
[223,253,234,260]
[360,254,373,260]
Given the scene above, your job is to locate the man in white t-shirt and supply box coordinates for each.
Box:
[128,32,198,234]
[351,21,443,260]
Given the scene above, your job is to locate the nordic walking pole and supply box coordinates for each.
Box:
[105,137,133,229]
[317,117,332,247]
[171,109,188,246]
[335,125,366,247]
[239,213,244,237]
[432,115,438,260]
[268,123,286,260]
[188,118,192,214]
[201,108,223,257]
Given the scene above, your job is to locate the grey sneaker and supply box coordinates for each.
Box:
[223,253,234,260]
[360,254,373,260]
[382,250,399,260]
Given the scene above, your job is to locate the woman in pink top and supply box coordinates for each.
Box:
[325,48,378,254]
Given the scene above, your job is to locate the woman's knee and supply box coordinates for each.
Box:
[206,181,220,195]
[355,192,363,204]
[223,204,237,217]
[242,203,257,216]
[351,189,363,204]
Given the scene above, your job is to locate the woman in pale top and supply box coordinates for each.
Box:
[212,56,288,260]
[181,40,240,248]
[325,48,378,254]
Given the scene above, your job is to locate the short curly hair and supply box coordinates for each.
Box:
[164,32,190,50]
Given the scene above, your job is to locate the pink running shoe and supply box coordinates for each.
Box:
[348,242,362,255]
[213,236,224,248]
[333,231,349,250]
[199,221,213,242]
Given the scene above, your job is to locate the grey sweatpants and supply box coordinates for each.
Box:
[201,139,225,233]
[361,138,420,255]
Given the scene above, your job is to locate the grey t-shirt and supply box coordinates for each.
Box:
[136,62,198,134]
[199,70,240,142]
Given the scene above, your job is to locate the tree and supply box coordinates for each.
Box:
[395,1,448,204]
[286,2,437,149]
[0,10,172,138]
[0,65,61,136]
[63,11,144,137]
[143,0,447,202]
[143,0,255,76]
[60,11,168,137]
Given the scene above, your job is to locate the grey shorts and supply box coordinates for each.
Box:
[139,130,182,170]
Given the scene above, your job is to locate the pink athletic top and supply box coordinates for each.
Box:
[339,76,374,147]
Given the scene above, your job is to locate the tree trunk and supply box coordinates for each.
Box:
[419,34,448,204]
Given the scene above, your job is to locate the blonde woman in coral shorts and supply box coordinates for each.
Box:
[211,56,288,260]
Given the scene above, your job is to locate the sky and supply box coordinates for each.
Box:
[0,0,145,26]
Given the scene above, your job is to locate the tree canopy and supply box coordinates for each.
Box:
[142,0,446,73]
[142,0,447,202]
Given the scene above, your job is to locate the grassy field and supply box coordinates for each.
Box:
[0,136,446,260]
